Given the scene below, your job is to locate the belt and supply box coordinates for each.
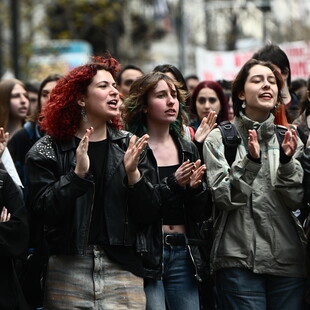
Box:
[85,244,105,256]
[164,234,187,246]
[164,234,206,246]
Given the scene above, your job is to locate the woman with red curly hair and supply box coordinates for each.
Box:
[25,55,159,309]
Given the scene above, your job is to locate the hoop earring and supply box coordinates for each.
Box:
[242,101,246,109]
[81,107,88,122]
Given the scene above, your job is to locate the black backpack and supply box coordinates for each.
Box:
[218,120,288,166]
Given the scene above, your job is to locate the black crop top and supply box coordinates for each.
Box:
[158,164,185,225]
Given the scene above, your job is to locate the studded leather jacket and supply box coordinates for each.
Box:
[140,133,212,281]
[25,126,160,256]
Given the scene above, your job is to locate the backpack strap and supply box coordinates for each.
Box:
[219,122,288,166]
[218,121,241,167]
[275,125,288,146]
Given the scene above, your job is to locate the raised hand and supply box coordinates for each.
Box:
[0,207,11,222]
[74,127,94,178]
[189,159,206,189]
[248,129,260,159]
[0,127,9,157]
[281,129,298,157]
[124,134,149,185]
[175,160,196,187]
[194,111,217,143]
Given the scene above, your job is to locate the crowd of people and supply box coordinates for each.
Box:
[0,43,310,310]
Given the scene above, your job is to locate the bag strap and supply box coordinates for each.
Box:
[275,125,287,146]
[218,121,241,167]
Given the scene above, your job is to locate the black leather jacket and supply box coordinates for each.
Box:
[141,133,212,281]
[25,126,160,256]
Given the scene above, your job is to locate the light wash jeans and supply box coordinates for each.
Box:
[44,246,146,310]
[144,243,200,310]
[216,267,306,310]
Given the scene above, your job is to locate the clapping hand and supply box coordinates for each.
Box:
[248,129,260,159]
[281,129,298,157]
[189,159,206,189]
[74,127,94,178]
[124,134,149,185]
[0,207,11,222]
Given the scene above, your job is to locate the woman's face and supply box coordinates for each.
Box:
[239,64,278,120]
[10,84,29,120]
[40,81,58,109]
[83,70,119,123]
[195,87,221,120]
[146,79,179,125]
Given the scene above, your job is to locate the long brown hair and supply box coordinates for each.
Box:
[0,79,26,130]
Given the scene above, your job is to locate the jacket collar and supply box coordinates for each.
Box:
[145,131,194,162]
[234,112,276,142]
[174,132,194,155]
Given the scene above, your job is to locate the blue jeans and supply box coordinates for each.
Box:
[144,243,199,310]
[216,268,306,310]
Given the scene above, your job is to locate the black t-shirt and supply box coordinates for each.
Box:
[75,137,144,276]
[87,138,109,244]
[158,164,185,225]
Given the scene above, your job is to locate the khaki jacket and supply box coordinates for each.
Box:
[203,113,307,277]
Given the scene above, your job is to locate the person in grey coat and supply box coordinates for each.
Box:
[204,58,307,310]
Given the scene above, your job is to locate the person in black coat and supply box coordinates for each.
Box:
[123,72,212,310]
[0,168,29,309]
[25,55,159,310]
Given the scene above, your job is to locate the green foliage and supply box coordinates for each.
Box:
[46,0,124,55]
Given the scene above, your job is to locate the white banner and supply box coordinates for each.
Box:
[195,41,310,82]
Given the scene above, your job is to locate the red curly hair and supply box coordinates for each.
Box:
[39,55,120,140]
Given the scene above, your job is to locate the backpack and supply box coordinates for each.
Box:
[218,120,288,166]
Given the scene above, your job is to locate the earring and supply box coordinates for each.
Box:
[81,107,88,122]
[242,101,246,109]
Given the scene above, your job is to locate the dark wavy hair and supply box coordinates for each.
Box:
[252,44,291,86]
[232,58,284,118]
[190,80,229,124]
[39,55,120,140]
[298,74,310,117]
[122,72,187,137]
[153,64,190,112]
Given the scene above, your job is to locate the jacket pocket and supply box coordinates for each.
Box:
[216,211,250,259]
[272,215,305,264]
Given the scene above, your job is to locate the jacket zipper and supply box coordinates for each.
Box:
[84,182,95,255]
[123,195,129,244]
[160,223,165,280]
[187,244,202,282]
[181,147,201,281]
